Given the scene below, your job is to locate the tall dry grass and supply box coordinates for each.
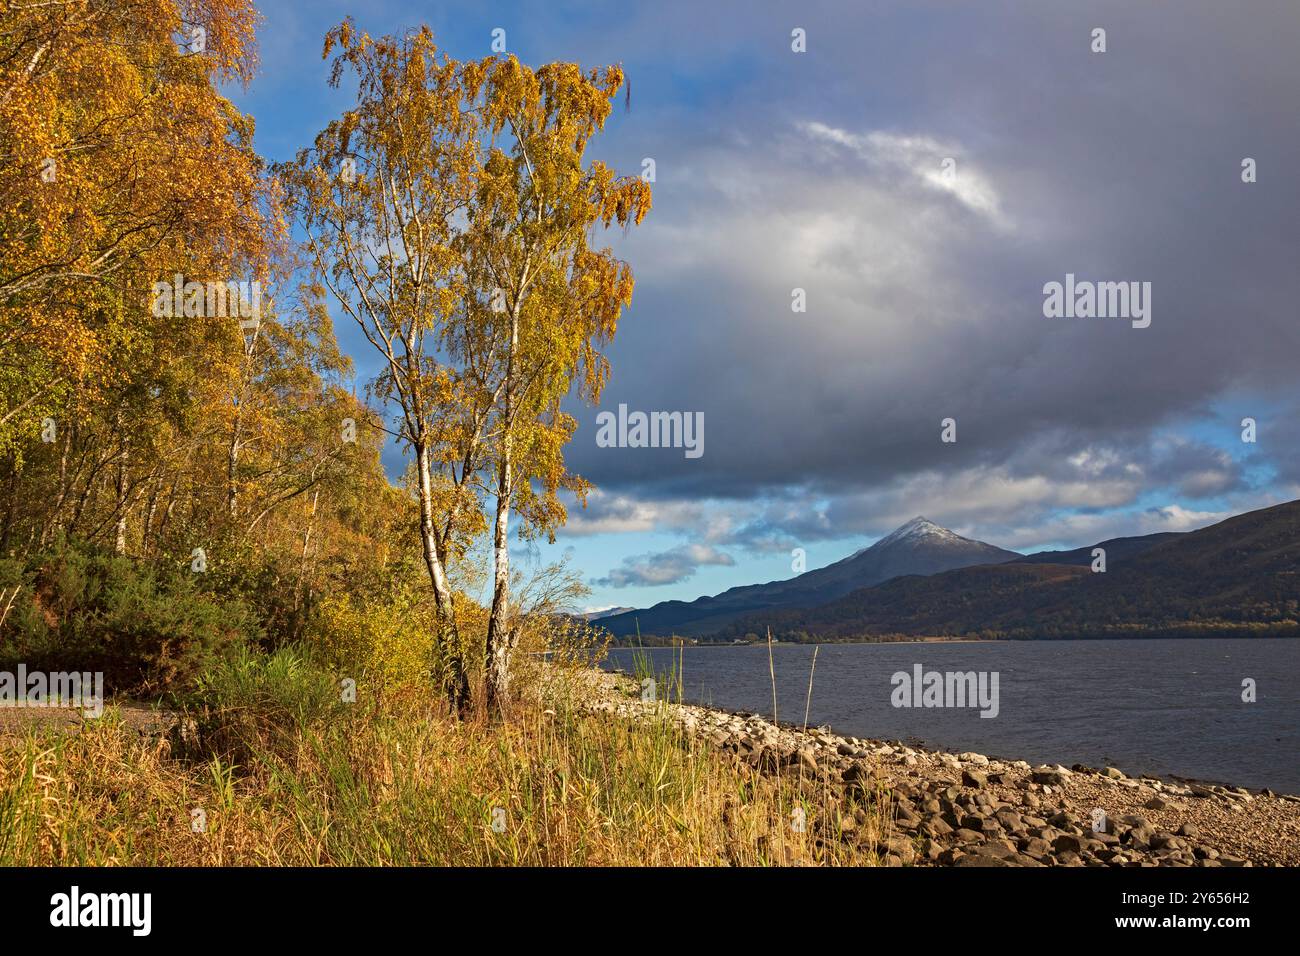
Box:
[0,648,889,866]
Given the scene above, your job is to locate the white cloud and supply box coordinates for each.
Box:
[801,122,1009,229]
[593,542,736,588]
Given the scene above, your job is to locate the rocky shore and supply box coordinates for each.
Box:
[575,668,1300,867]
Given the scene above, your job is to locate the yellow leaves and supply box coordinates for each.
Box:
[0,0,279,454]
[283,21,653,563]
[1,0,275,296]
[591,169,653,229]
[307,590,440,693]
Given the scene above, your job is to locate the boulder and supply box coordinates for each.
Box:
[882,837,916,865]
[921,817,954,838]
[1021,837,1051,859]
[841,761,874,789]
[1052,834,1084,854]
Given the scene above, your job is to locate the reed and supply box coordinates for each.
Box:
[0,648,885,866]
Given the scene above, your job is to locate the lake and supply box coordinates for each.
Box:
[603,639,1300,794]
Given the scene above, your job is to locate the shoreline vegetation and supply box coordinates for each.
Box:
[0,649,880,866]
[1,650,1294,867]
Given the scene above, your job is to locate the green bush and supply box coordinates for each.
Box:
[0,538,259,696]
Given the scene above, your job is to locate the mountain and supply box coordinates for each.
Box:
[720,499,1300,641]
[1013,531,1183,567]
[596,517,1020,638]
[582,606,635,621]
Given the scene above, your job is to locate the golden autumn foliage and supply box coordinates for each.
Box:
[1,4,408,667]
[282,20,651,712]
[0,0,281,450]
[3,7,648,718]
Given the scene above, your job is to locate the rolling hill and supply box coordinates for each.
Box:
[1010,531,1183,567]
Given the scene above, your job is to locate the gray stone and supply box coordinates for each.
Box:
[995,809,1024,832]
[954,850,1017,867]
[882,837,916,865]
[921,817,953,838]
[842,761,874,789]
[1021,837,1051,858]
[1123,825,1155,849]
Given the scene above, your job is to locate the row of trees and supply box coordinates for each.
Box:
[1,0,406,653]
[1,0,276,449]
[1,3,651,713]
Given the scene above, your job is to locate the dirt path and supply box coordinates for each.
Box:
[0,703,178,743]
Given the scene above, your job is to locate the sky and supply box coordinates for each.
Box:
[231,0,1300,614]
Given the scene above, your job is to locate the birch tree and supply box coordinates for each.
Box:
[283,22,651,714]
[465,58,651,712]
[280,22,489,711]
[0,0,275,452]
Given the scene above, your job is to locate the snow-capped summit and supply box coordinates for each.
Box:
[597,515,1021,638]
[875,516,973,549]
[878,516,945,544]
[852,516,963,556]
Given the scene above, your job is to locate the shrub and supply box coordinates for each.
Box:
[307,590,439,693]
[0,538,258,696]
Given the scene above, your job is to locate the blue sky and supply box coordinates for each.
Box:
[231,0,1300,613]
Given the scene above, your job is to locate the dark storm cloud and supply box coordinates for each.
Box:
[554,0,1300,537]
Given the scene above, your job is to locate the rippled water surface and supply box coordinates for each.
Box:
[603,639,1300,793]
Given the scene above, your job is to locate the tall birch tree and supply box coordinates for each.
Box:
[468,57,651,712]
[284,21,651,713]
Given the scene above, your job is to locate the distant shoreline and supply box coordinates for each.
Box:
[606,633,1300,648]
